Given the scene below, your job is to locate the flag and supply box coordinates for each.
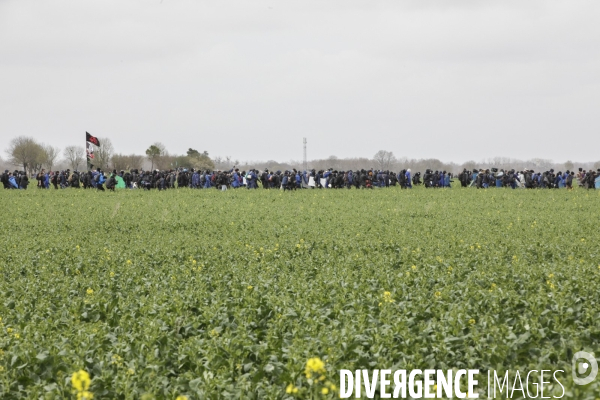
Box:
[86,132,100,146]
[86,132,99,170]
[86,142,95,160]
[86,142,95,170]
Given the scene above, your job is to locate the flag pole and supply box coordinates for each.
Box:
[86,132,89,171]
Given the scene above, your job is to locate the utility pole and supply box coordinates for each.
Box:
[303,137,307,171]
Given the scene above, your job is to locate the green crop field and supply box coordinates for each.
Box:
[1,187,599,399]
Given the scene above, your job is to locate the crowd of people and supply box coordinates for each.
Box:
[456,168,599,189]
[2,166,600,191]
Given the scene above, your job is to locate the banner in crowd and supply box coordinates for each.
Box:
[86,132,100,170]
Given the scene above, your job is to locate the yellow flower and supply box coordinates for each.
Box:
[321,387,329,394]
[434,291,441,297]
[126,260,132,265]
[109,272,115,278]
[111,354,123,365]
[86,288,94,295]
[247,285,253,290]
[296,244,301,248]
[382,291,394,303]
[286,384,299,394]
[411,265,417,270]
[7,327,13,334]
[192,260,196,265]
[548,273,554,279]
[305,357,326,379]
[176,396,188,400]
[76,391,94,400]
[76,245,80,250]
[126,368,135,376]
[71,369,91,392]
[468,319,476,325]
[14,333,20,339]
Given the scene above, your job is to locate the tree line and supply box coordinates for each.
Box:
[3,135,598,176]
[2,136,215,175]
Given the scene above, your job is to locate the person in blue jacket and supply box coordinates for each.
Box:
[8,173,19,189]
[302,170,309,188]
[246,169,257,189]
[346,170,354,189]
[323,169,332,188]
[281,171,290,191]
[231,169,240,188]
[405,169,412,188]
[191,170,200,188]
[96,169,106,191]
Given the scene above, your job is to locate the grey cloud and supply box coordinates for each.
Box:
[1,0,599,164]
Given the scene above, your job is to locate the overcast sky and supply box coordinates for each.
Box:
[1,0,599,164]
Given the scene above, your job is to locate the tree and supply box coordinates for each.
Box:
[528,158,553,172]
[112,154,144,171]
[186,148,214,171]
[41,144,61,172]
[6,136,45,174]
[146,142,166,170]
[461,160,478,172]
[564,160,574,172]
[145,145,161,170]
[186,148,201,158]
[193,156,215,171]
[172,155,194,169]
[0,155,9,171]
[373,150,396,170]
[63,146,85,171]
[94,137,114,170]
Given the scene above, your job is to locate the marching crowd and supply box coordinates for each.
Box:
[455,168,599,189]
[2,167,600,191]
